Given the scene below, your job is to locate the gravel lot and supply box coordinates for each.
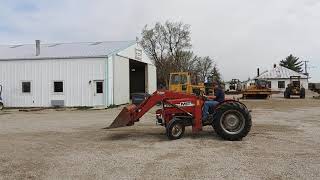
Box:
[1,94,320,180]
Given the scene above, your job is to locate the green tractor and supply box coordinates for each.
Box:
[284,76,305,99]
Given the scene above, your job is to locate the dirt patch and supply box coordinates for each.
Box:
[254,124,300,133]
[1,98,320,179]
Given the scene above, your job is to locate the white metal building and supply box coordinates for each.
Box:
[0,40,157,107]
[256,65,308,91]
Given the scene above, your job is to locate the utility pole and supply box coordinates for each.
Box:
[302,60,309,78]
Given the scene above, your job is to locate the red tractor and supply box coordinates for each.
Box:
[108,90,252,141]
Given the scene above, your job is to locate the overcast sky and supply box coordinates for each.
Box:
[1,0,319,82]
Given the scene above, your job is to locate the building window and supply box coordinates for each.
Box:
[278,81,285,89]
[22,82,31,93]
[54,81,63,93]
[96,82,103,94]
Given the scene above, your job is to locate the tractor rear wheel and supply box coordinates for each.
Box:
[166,118,185,140]
[0,102,3,111]
[213,102,252,141]
[300,88,306,99]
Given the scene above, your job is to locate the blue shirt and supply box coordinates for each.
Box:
[214,87,225,102]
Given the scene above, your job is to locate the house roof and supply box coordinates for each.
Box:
[257,65,308,79]
[0,40,136,60]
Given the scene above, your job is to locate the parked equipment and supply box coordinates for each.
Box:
[309,83,320,94]
[242,79,272,99]
[225,79,242,94]
[284,76,305,99]
[131,93,150,105]
[169,72,206,95]
[107,90,252,141]
[0,85,3,110]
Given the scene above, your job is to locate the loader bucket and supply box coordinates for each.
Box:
[107,104,137,129]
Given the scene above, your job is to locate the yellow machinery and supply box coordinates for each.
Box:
[242,79,272,99]
[169,72,206,95]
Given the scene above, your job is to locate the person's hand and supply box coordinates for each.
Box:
[199,91,208,100]
[206,95,216,100]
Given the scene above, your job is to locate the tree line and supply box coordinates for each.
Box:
[140,21,308,86]
[140,21,221,87]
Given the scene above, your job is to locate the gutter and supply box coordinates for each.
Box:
[0,55,107,61]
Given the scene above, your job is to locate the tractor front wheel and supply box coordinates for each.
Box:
[284,88,290,99]
[213,102,252,141]
[0,102,3,111]
[166,119,185,140]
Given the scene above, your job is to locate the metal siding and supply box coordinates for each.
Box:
[258,66,308,79]
[0,41,136,60]
[147,64,157,94]
[0,58,105,107]
[113,56,130,105]
[117,43,154,65]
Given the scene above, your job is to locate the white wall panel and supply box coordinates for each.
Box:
[270,79,309,92]
[113,56,130,105]
[117,43,154,65]
[147,64,157,94]
[0,58,105,107]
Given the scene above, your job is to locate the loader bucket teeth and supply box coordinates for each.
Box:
[107,104,137,129]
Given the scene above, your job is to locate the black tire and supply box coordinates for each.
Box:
[166,118,185,140]
[300,88,306,99]
[0,102,3,111]
[284,88,290,99]
[213,102,252,141]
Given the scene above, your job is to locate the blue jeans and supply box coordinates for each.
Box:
[202,101,219,120]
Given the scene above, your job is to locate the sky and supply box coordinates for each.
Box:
[0,0,319,82]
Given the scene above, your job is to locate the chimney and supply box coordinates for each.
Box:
[257,68,260,77]
[35,40,40,56]
[273,64,277,68]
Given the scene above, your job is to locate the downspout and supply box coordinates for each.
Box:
[105,56,109,107]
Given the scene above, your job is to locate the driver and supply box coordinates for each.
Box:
[202,81,225,122]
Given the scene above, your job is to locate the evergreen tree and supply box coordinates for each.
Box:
[280,54,303,73]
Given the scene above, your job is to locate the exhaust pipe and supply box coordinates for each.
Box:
[35,40,40,56]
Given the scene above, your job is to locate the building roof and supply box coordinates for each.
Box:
[0,40,136,60]
[257,65,308,79]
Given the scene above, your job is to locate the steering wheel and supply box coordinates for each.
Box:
[199,90,208,101]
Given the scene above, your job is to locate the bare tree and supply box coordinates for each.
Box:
[141,21,222,87]
[210,63,222,83]
[163,21,192,71]
[141,21,192,86]
[196,56,214,82]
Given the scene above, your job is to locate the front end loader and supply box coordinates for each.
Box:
[107,90,252,141]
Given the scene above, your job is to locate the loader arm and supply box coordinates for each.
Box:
[108,90,200,129]
[135,91,198,119]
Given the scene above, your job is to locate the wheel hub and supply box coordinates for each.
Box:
[172,124,183,137]
[225,114,240,128]
[220,110,245,134]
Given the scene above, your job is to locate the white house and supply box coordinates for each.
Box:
[0,40,157,107]
[256,65,308,91]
